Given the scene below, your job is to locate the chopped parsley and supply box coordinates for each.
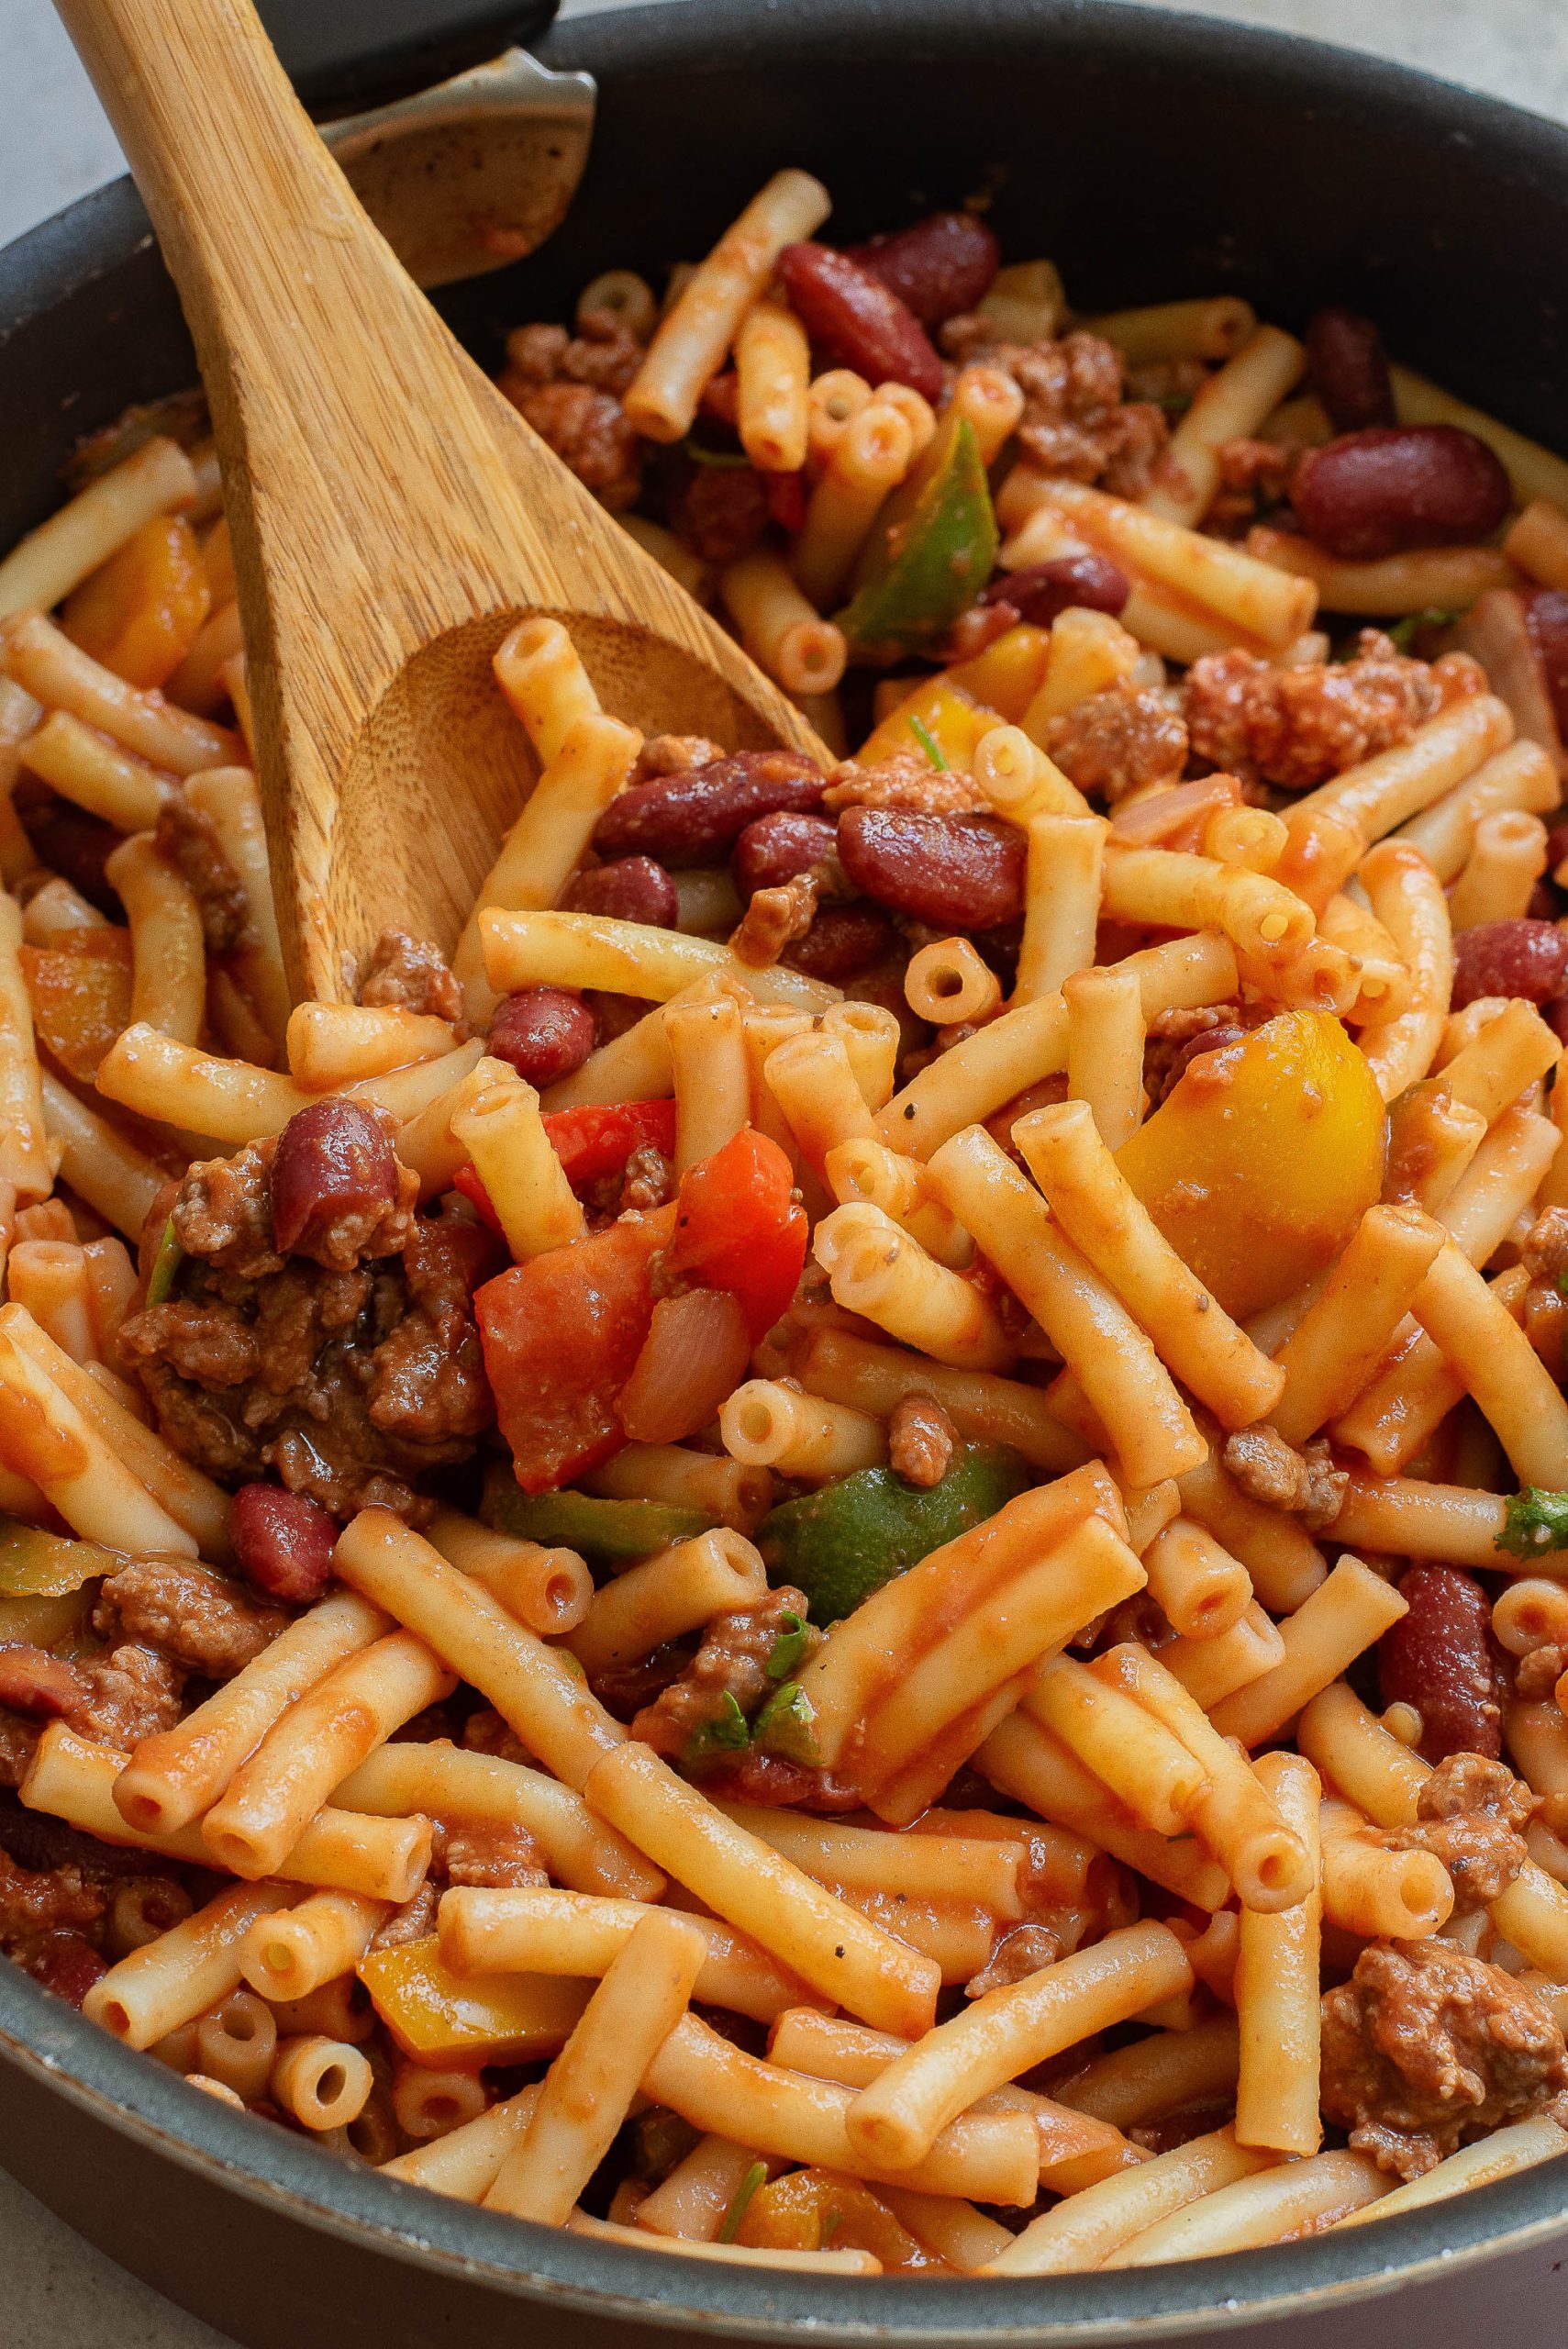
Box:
[1497,1488,1568,1559]
[907,713,949,770]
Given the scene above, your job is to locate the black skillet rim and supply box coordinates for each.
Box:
[1,0,1567,2335]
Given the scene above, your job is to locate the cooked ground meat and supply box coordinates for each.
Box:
[888,1391,957,1488]
[1517,1644,1568,1702]
[663,461,771,566]
[460,1710,533,1766]
[822,754,988,818]
[1201,436,1297,534]
[437,1818,548,1889]
[357,929,464,1024]
[1320,1938,1568,2176]
[0,1847,106,1949]
[633,734,728,784]
[497,318,645,512]
[122,1159,495,1519]
[153,799,254,955]
[1222,1425,1348,1532]
[963,1920,1063,1998]
[72,1643,184,1751]
[1044,679,1188,804]
[730,874,818,968]
[618,1144,674,1214]
[632,1585,821,1759]
[1140,1002,1251,1108]
[1182,632,1446,793]
[940,323,1168,497]
[1373,1753,1535,1911]
[0,1712,38,1789]
[369,1879,440,1954]
[95,1556,290,1680]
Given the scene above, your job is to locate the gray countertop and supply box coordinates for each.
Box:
[1,0,1566,2341]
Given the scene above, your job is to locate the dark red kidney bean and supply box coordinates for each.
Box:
[592,751,825,868]
[1522,587,1568,738]
[984,553,1130,627]
[1380,1563,1502,1762]
[1529,879,1560,922]
[17,1931,107,2009]
[486,985,598,1085]
[1545,820,1568,872]
[229,1483,338,1604]
[562,856,679,929]
[1306,305,1396,432]
[0,1642,84,1719]
[733,811,838,898]
[1451,918,1568,1009]
[1293,424,1512,561]
[11,775,122,918]
[664,458,771,567]
[846,210,1001,327]
[776,243,944,402]
[784,902,897,983]
[837,807,1026,930]
[271,1098,400,1260]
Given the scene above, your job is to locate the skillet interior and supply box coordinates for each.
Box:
[0,2,1567,2341]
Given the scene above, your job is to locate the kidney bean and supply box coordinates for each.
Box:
[1380,1563,1503,1762]
[837,807,1026,930]
[733,811,839,898]
[984,553,1130,627]
[10,775,122,918]
[272,1098,400,1262]
[1451,918,1568,1010]
[17,1931,107,2009]
[1306,305,1396,432]
[776,243,944,403]
[229,1484,338,1604]
[784,902,897,983]
[846,210,1001,327]
[664,458,771,567]
[1522,588,1568,738]
[1293,424,1512,561]
[562,856,679,929]
[0,1643,84,1719]
[592,751,825,869]
[487,986,598,1086]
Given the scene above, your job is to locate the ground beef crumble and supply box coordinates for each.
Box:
[1321,1938,1568,2177]
[1045,679,1188,804]
[153,800,254,955]
[435,1818,548,1890]
[1222,1424,1348,1533]
[1182,634,1473,793]
[95,1556,289,1680]
[888,1392,957,1487]
[496,317,645,512]
[940,322,1168,497]
[822,754,988,818]
[120,1141,494,1520]
[357,929,464,1024]
[1372,1753,1535,1912]
[631,1586,820,1758]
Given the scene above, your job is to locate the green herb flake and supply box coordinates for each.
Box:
[907,713,949,771]
[685,1689,751,1765]
[752,1679,821,1766]
[1386,607,1459,654]
[145,1215,183,1308]
[717,2159,768,2244]
[765,1609,810,1682]
[1497,1488,1568,1559]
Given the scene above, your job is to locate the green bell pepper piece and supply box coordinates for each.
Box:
[145,1214,183,1307]
[757,1442,1028,1624]
[483,1473,717,1562]
[752,1679,821,1766]
[836,417,999,654]
[0,1517,122,1598]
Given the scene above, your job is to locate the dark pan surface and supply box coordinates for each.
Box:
[1,2,1567,2339]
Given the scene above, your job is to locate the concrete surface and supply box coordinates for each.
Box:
[0,0,1565,2341]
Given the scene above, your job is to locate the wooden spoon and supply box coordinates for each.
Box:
[54,0,827,1002]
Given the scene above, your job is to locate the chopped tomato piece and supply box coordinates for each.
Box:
[19,930,133,1082]
[452,1161,503,1236]
[474,1203,677,1493]
[541,1100,678,1189]
[669,1128,806,1341]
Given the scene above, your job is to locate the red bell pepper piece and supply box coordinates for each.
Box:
[452,1162,503,1236]
[668,1128,806,1341]
[542,1100,678,1189]
[474,1204,678,1494]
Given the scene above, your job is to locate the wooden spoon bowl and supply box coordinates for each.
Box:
[55,0,825,1003]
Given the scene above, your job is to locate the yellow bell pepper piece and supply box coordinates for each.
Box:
[1116,1009,1386,1319]
[359,1933,589,2063]
[857,675,998,770]
[941,622,1054,723]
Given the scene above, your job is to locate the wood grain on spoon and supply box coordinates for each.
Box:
[54,0,828,1002]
